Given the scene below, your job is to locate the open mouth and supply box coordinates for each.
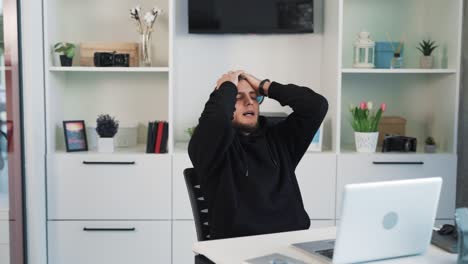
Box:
[243,111,255,117]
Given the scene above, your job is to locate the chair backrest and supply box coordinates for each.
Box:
[183,168,211,241]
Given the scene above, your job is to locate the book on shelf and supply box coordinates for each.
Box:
[160,122,169,153]
[146,121,169,154]
[146,122,154,153]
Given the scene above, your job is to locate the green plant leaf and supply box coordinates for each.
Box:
[66,48,75,58]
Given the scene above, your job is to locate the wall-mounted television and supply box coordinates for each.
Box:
[188,0,323,34]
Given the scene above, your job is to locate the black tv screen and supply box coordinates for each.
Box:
[189,0,322,34]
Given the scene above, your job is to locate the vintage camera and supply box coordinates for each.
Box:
[382,135,417,152]
[93,51,130,67]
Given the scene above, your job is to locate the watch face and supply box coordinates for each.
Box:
[256,95,265,104]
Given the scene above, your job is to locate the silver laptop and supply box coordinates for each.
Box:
[292,177,442,264]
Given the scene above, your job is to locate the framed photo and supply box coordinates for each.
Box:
[308,123,323,152]
[63,120,88,152]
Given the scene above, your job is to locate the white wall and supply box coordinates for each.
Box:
[173,0,325,142]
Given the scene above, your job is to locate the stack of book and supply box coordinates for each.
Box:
[146,121,169,153]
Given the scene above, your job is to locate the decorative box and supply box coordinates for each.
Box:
[375,42,405,69]
[377,116,406,146]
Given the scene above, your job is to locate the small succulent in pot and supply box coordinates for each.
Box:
[96,114,119,138]
[417,40,438,56]
[417,39,438,69]
[425,136,436,146]
[425,136,436,153]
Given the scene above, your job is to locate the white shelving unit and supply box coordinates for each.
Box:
[337,0,463,154]
[331,0,462,226]
[44,0,172,155]
[40,0,463,263]
[49,66,170,73]
[43,0,174,263]
[341,68,457,74]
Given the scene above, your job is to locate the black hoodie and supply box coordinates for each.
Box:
[188,81,328,239]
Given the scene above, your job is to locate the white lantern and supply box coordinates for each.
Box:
[353,31,375,68]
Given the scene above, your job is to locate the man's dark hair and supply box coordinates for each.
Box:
[238,75,247,81]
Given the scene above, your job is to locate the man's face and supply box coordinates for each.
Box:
[232,80,260,133]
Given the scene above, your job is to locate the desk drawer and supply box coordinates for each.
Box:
[0,221,8,244]
[48,220,171,264]
[337,154,456,219]
[47,154,171,219]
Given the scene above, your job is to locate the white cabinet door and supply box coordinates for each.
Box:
[337,154,457,219]
[173,220,197,264]
[173,154,194,220]
[48,221,171,264]
[0,244,9,264]
[296,153,336,219]
[0,221,8,244]
[47,154,171,220]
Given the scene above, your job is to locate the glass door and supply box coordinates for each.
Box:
[1,0,25,263]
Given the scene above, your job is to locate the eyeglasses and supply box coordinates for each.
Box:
[256,95,265,104]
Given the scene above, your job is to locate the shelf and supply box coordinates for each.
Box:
[341,69,457,74]
[340,145,454,155]
[49,66,170,73]
[54,144,169,155]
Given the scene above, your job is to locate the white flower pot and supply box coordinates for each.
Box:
[420,56,434,69]
[98,137,114,153]
[425,145,436,153]
[355,132,379,153]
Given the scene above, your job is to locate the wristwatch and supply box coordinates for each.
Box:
[259,79,270,96]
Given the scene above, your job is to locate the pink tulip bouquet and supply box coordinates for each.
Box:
[349,101,387,132]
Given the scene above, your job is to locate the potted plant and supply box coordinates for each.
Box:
[417,39,438,69]
[96,114,119,153]
[54,42,76,67]
[350,101,387,153]
[186,126,196,138]
[425,136,436,153]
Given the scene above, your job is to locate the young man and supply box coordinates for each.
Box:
[188,70,328,239]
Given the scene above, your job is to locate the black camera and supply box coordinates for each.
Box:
[93,52,130,67]
[382,135,417,152]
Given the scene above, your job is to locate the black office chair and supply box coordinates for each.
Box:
[184,168,215,264]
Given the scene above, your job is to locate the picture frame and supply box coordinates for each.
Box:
[63,120,88,152]
[308,123,323,152]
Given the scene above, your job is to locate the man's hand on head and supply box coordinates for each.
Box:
[241,73,271,96]
[216,70,245,90]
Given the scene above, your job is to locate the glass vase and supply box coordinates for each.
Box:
[141,32,152,67]
[390,54,403,69]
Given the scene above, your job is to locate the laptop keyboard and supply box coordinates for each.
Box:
[316,248,334,259]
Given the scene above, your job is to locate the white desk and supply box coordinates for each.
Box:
[193,227,457,264]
